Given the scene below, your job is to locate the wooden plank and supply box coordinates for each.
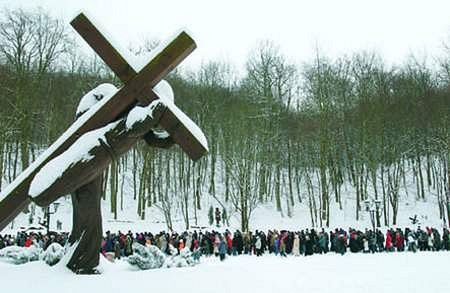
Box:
[0,185,30,232]
[70,13,137,83]
[0,28,196,232]
[71,12,208,160]
[77,30,196,133]
[159,109,206,161]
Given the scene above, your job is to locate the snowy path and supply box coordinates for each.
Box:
[1,252,449,292]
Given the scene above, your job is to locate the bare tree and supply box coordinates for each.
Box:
[226,138,259,232]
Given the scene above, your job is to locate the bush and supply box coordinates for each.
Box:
[127,244,166,270]
[164,248,198,268]
[0,245,42,264]
[42,243,64,266]
[128,244,200,270]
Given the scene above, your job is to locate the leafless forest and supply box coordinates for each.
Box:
[0,9,449,231]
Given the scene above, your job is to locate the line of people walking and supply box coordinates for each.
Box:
[97,226,450,261]
[2,226,449,261]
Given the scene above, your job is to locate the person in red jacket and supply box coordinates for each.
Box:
[385,231,393,252]
[24,234,33,247]
[178,239,185,253]
[192,238,199,251]
[226,233,233,255]
[395,231,404,252]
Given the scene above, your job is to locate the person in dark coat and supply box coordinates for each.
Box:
[218,236,227,261]
[304,230,314,256]
[376,229,385,252]
[432,229,441,251]
[104,231,114,252]
[113,239,121,259]
[124,235,133,256]
[215,208,221,227]
[330,230,336,252]
[368,230,377,253]
[349,230,359,253]
[323,229,329,253]
[443,228,450,250]
[233,230,243,255]
[335,230,347,255]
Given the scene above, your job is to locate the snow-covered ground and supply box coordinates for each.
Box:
[0,251,449,293]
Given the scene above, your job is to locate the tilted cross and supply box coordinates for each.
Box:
[0,12,208,231]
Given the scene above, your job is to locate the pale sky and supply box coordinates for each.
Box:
[1,0,449,73]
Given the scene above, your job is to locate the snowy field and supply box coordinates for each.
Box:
[1,251,449,293]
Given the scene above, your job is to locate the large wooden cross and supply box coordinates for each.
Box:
[0,13,208,231]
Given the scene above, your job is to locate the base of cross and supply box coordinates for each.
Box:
[66,179,103,274]
[30,96,175,273]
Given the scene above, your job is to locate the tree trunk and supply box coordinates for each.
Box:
[275,165,282,212]
[287,140,295,206]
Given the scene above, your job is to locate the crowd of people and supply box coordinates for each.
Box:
[0,230,68,251]
[1,226,450,261]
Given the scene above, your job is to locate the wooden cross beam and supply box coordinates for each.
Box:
[70,13,208,160]
[0,13,207,231]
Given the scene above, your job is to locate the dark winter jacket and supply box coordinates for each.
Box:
[219,240,227,255]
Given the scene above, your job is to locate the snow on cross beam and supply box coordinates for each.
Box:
[0,12,207,232]
[70,12,208,159]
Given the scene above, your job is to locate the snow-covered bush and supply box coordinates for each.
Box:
[127,243,166,270]
[127,244,200,270]
[0,246,42,264]
[164,248,199,268]
[42,243,64,266]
